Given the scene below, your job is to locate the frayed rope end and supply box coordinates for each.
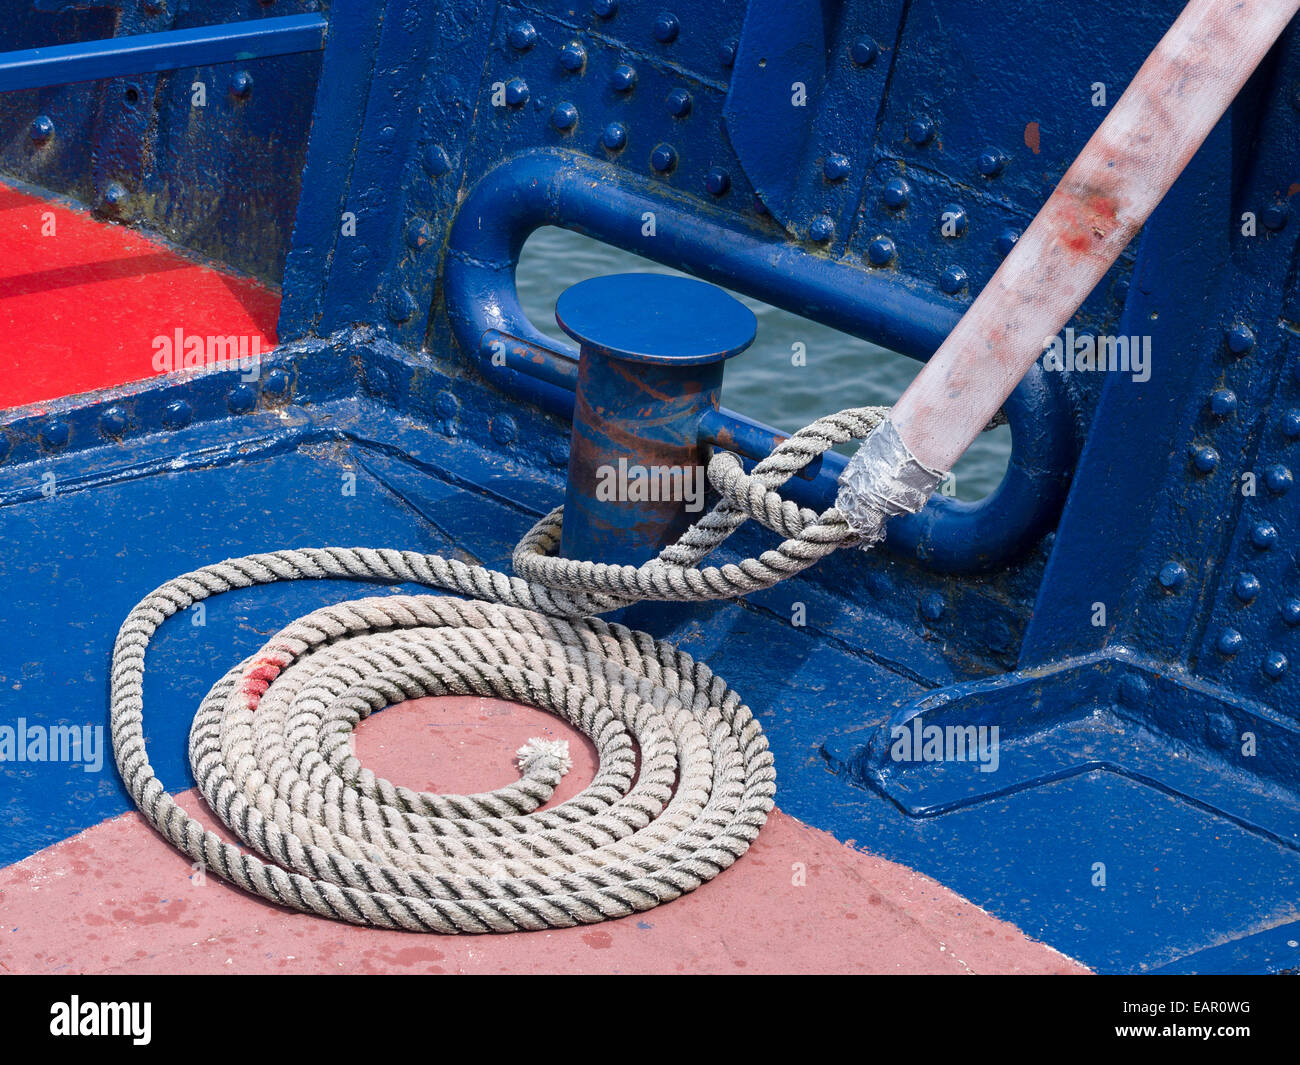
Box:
[516,737,573,777]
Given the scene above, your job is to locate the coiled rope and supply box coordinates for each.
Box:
[109,408,887,932]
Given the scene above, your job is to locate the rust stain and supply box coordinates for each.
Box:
[1024,121,1041,155]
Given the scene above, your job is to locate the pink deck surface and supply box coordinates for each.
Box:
[0,697,1087,974]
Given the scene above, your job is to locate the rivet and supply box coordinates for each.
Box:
[387,287,418,323]
[228,383,258,414]
[508,21,538,51]
[907,115,935,146]
[1263,202,1290,231]
[559,40,587,72]
[602,122,628,151]
[103,182,129,212]
[705,167,730,196]
[548,439,570,467]
[593,0,618,17]
[433,391,459,421]
[1235,572,1261,603]
[611,64,637,92]
[505,78,529,106]
[882,177,909,209]
[919,592,944,622]
[977,147,1007,177]
[867,235,896,266]
[823,153,850,181]
[939,266,968,295]
[1208,387,1237,417]
[30,115,54,143]
[229,70,254,99]
[1265,463,1293,493]
[491,414,519,445]
[424,144,451,176]
[162,400,192,431]
[263,368,291,397]
[1225,323,1255,357]
[1284,409,1300,438]
[1157,561,1188,590]
[41,418,70,450]
[1250,521,1278,549]
[666,88,692,117]
[809,215,834,242]
[552,101,579,131]
[650,143,678,173]
[122,83,142,108]
[99,406,129,439]
[653,13,680,43]
[1263,651,1289,679]
[1207,712,1236,749]
[1282,597,1300,625]
[1216,628,1243,656]
[939,203,968,238]
[405,217,433,251]
[850,39,879,66]
[1189,443,1219,473]
[995,228,1020,256]
[719,39,737,68]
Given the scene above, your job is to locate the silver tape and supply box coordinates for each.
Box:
[835,417,945,543]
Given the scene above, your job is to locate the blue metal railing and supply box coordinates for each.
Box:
[0,14,328,93]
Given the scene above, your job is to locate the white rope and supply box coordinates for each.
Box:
[109,408,889,932]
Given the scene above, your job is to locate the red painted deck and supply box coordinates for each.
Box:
[0,696,1086,975]
[0,182,277,411]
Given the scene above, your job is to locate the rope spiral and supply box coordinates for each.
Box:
[109,408,888,932]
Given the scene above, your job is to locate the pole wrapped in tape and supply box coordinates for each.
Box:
[835,417,944,543]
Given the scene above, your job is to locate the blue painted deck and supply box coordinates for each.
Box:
[2,337,1296,974]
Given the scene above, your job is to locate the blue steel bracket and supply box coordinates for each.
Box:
[722,0,907,245]
[824,649,1300,853]
[444,150,1075,573]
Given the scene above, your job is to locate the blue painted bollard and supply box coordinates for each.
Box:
[555,273,757,565]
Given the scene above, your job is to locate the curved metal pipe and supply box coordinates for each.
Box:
[444,150,1074,572]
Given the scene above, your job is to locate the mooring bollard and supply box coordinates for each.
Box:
[555,273,757,565]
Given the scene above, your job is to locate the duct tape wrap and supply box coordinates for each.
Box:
[835,417,945,544]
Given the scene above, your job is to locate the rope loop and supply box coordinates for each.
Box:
[109,408,888,932]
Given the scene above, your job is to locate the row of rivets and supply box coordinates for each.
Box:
[513,10,679,45]
[12,382,286,458]
[548,88,693,131]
